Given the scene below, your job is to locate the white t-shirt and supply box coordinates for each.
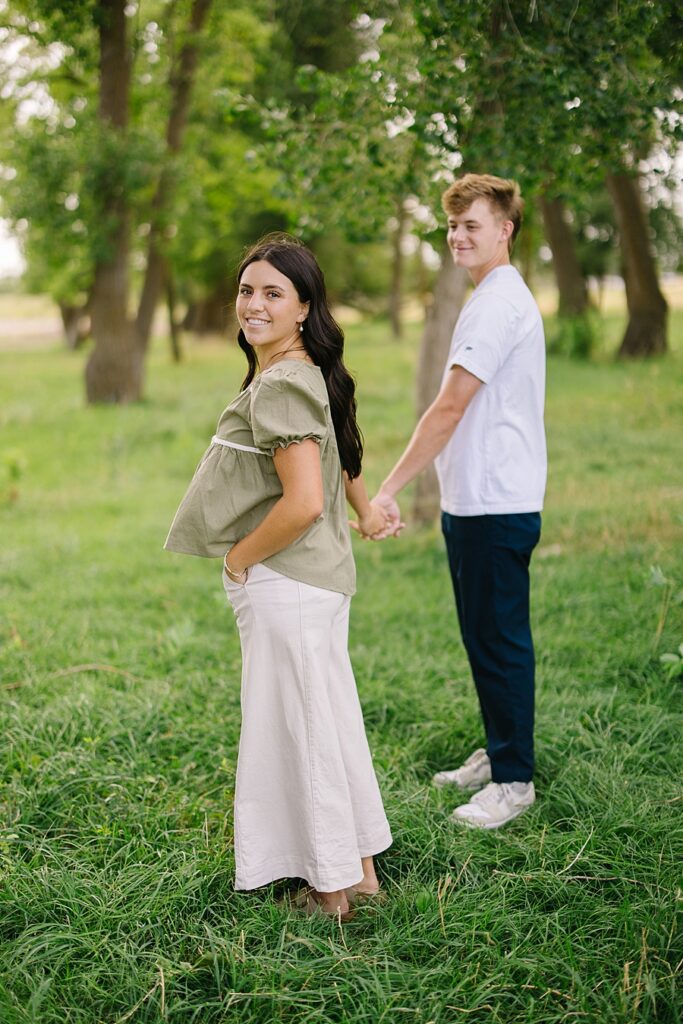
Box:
[435,264,547,516]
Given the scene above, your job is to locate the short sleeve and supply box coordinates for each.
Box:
[449,294,518,384]
[250,371,328,454]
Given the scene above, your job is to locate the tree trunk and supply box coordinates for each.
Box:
[539,195,588,317]
[135,0,213,367]
[518,202,535,290]
[59,302,90,350]
[389,197,409,339]
[606,171,668,357]
[413,248,469,525]
[85,0,138,403]
[166,274,182,363]
[182,281,235,334]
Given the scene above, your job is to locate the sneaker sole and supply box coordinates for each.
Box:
[450,802,534,829]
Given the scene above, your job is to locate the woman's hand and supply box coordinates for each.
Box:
[346,471,401,541]
[357,502,389,538]
[350,495,404,540]
[349,499,398,540]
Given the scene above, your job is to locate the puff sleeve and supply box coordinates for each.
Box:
[250,371,329,454]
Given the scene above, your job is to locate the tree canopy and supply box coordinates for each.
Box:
[0,0,680,400]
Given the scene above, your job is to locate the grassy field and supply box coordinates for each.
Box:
[1,313,682,1023]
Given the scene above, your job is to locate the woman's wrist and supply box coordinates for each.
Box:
[224,549,249,583]
[356,506,373,528]
[353,496,370,519]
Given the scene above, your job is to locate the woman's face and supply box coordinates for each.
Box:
[236,260,309,357]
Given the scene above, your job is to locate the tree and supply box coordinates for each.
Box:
[539,194,592,358]
[413,253,469,524]
[1,0,284,397]
[133,0,212,361]
[137,0,368,336]
[142,1,283,339]
[0,5,101,345]
[253,6,443,328]
[539,197,588,317]
[3,0,390,369]
[86,0,214,400]
[413,0,681,356]
[84,0,137,402]
[170,0,363,335]
[572,190,617,307]
[606,171,668,357]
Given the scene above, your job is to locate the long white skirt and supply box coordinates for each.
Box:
[223,562,392,892]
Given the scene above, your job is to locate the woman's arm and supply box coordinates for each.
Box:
[226,440,323,577]
[345,472,388,538]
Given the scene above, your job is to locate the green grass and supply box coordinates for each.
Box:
[1,314,682,1023]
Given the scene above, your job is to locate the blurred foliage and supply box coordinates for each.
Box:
[240,5,447,243]
[0,0,681,327]
[413,0,682,191]
[572,193,619,285]
[648,201,683,274]
[236,0,682,305]
[546,312,597,360]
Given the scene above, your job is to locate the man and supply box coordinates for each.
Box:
[373,173,547,829]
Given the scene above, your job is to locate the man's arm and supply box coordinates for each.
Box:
[373,365,482,532]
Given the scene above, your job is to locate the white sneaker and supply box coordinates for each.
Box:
[432,748,492,791]
[451,781,535,829]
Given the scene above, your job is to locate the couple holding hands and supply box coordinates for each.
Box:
[165,173,547,921]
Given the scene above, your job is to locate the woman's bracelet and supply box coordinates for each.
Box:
[224,556,249,584]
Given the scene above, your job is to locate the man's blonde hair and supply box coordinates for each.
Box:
[441,173,524,250]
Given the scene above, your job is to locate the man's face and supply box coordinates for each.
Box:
[446,197,512,281]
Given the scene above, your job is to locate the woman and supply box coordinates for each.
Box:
[165,234,392,918]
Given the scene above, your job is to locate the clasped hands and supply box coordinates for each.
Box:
[350,491,404,541]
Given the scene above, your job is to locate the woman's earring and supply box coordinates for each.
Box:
[299,323,304,333]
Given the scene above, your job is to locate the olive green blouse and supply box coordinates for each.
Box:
[164,360,356,596]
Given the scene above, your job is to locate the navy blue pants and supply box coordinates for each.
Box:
[441,512,541,783]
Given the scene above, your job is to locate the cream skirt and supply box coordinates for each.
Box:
[223,562,392,892]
